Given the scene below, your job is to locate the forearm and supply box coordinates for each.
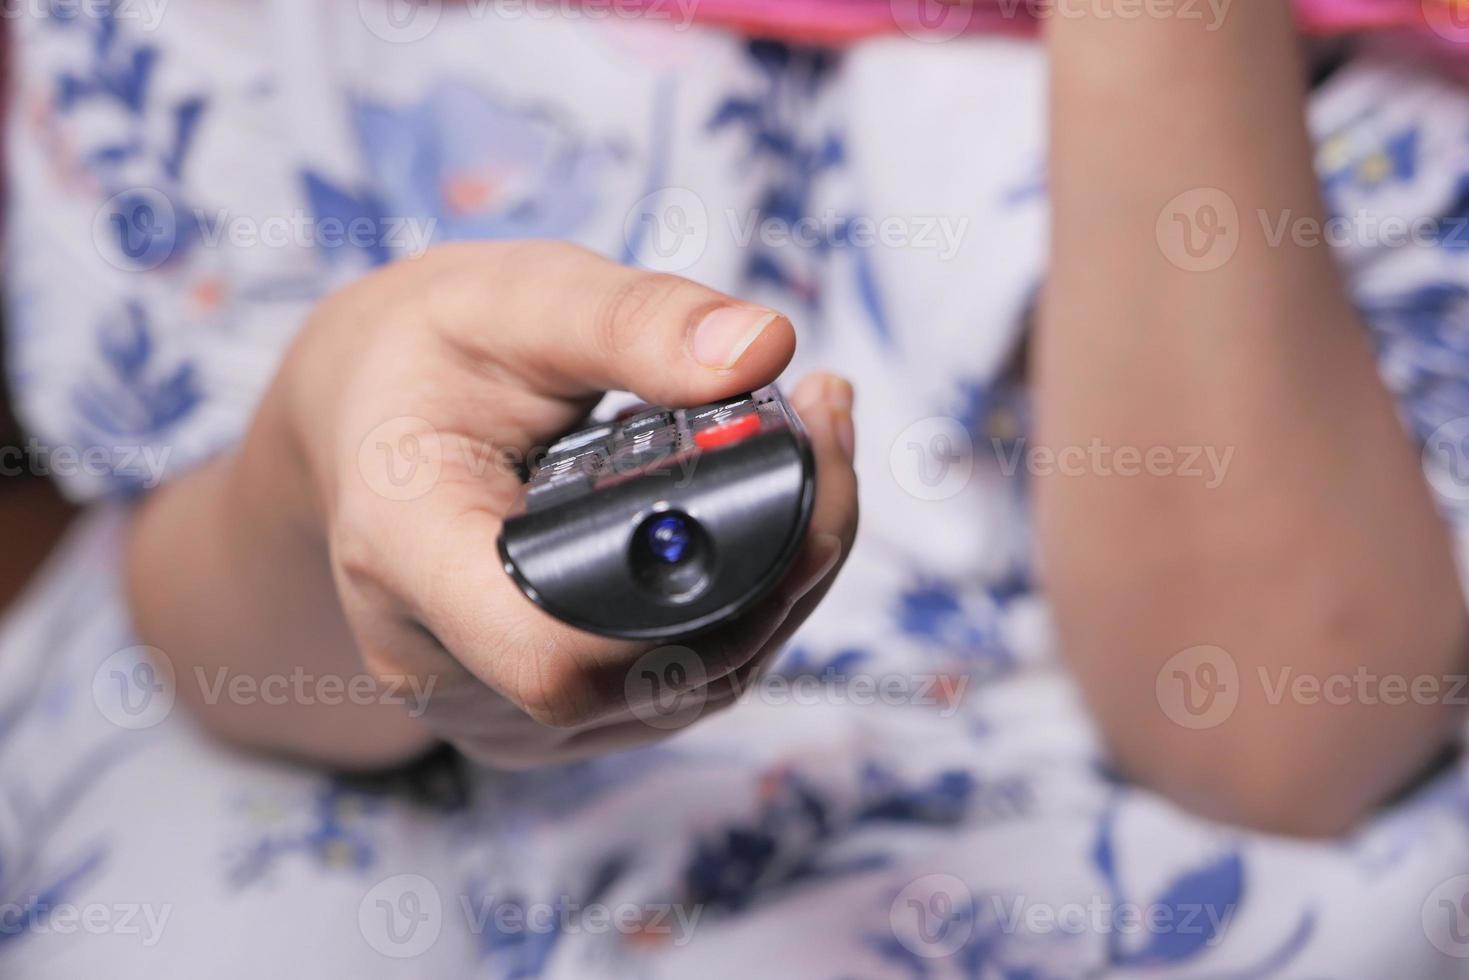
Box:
[124,383,435,768]
[1037,7,1467,833]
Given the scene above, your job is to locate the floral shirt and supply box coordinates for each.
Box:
[4,2,1469,977]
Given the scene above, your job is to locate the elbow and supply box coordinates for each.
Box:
[1118,742,1369,838]
[1107,702,1460,839]
[1069,569,1469,839]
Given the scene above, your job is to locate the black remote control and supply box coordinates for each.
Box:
[498,385,815,640]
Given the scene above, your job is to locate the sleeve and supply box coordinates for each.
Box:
[1311,54,1469,598]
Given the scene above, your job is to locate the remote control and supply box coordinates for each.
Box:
[498,385,815,640]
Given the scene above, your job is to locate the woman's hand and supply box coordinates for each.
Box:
[130,241,857,770]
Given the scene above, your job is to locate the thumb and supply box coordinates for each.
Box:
[421,241,797,407]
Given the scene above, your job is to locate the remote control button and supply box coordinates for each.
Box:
[688,397,754,428]
[619,410,672,436]
[693,412,762,450]
[546,423,613,458]
[609,428,676,474]
[536,445,605,481]
[613,423,676,450]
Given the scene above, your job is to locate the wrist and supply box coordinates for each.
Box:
[248,310,351,542]
[235,390,321,548]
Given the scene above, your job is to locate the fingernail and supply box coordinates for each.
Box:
[693,307,780,370]
[823,376,853,412]
[781,533,842,606]
[825,378,855,461]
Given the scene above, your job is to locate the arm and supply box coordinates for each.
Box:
[125,242,858,771]
[1036,7,1467,835]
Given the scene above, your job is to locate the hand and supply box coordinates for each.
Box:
[273,241,859,768]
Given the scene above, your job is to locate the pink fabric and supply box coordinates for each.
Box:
[604,0,1469,47]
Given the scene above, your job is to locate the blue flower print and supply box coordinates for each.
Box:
[343,79,622,250]
[709,41,892,343]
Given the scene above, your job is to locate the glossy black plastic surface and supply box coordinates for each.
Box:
[497,386,815,640]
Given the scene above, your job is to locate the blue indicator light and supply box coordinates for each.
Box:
[646,514,693,564]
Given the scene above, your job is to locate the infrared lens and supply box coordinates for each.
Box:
[630,510,710,601]
[646,514,693,565]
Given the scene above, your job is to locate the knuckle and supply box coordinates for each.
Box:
[595,272,688,359]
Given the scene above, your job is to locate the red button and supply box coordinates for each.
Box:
[694,412,761,450]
